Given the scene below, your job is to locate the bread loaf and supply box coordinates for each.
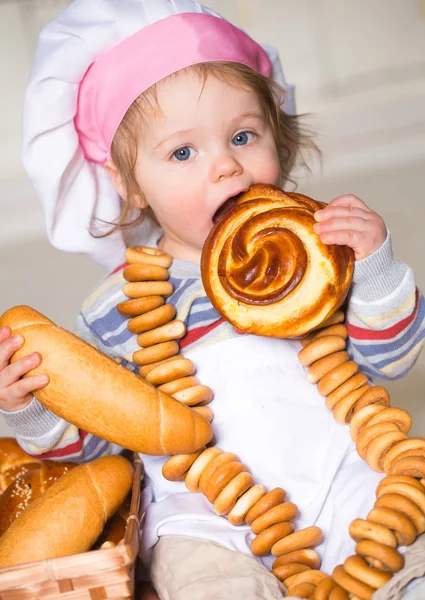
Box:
[0,437,41,494]
[0,306,212,455]
[0,455,133,567]
[0,460,74,536]
[201,184,354,337]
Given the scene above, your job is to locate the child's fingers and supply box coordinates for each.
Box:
[5,374,49,402]
[315,228,365,248]
[0,352,43,390]
[327,194,372,211]
[0,327,12,344]
[314,205,371,223]
[0,331,24,371]
[314,216,368,235]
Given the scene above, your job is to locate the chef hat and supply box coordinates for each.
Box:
[22,0,296,269]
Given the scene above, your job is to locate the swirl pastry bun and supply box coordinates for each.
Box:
[201,184,354,338]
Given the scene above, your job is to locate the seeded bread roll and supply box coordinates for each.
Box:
[0,455,133,567]
[0,437,41,494]
[0,460,74,536]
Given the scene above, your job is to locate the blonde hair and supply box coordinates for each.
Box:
[96,61,318,237]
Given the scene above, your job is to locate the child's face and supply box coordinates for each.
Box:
[133,70,281,263]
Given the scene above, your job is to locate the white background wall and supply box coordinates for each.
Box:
[1,0,425,436]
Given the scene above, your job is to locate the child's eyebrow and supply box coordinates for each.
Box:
[153,128,196,150]
[235,112,264,121]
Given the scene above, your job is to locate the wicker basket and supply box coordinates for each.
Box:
[0,454,144,600]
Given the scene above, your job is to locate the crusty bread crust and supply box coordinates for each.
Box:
[0,306,212,455]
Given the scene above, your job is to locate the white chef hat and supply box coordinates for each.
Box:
[22,0,296,269]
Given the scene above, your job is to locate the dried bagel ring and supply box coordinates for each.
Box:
[139,355,181,378]
[131,304,176,336]
[332,385,371,424]
[284,568,327,588]
[205,462,248,503]
[133,340,179,366]
[375,493,425,535]
[117,295,164,318]
[317,361,359,397]
[299,336,347,367]
[245,488,287,525]
[251,502,298,535]
[353,386,390,413]
[356,423,400,461]
[367,506,417,547]
[366,408,412,435]
[383,439,425,475]
[300,323,348,348]
[158,376,199,394]
[376,481,425,514]
[198,453,240,495]
[390,456,425,478]
[251,521,295,556]
[376,475,425,495]
[326,373,369,411]
[213,472,254,516]
[350,405,387,442]
[227,484,268,526]
[126,245,172,267]
[272,549,321,571]
[123,263,169,282]
[286,582,316,598]
[349,518,397,548]
[137,320,186,347]
[192,406,214,422]
[328,586,349,599]
[173,385,214,407]
[161,448,204,482]
[123,280,174,299]
[312,577,337,600]
[355,539,404,572]
[344,555,392,589]
[332,564,375,599]
[271,526,323,557]
[145,358,195,386]
[307,351,349,384]
[184,448,223,493]
[272,562,310,582]
[365,431,408,472]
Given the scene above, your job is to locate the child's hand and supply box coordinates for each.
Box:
[313,195,386,261]
[0,326,49,412]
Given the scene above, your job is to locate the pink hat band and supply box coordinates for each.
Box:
[74,13,273,164]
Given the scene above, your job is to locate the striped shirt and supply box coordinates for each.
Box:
[4,232,425,461]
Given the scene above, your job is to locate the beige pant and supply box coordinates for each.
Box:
[150,535,286,600]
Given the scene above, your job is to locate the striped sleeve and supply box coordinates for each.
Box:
[346,234,425,380]
[14,419,121,463]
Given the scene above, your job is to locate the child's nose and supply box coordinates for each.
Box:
[211,154,243,182]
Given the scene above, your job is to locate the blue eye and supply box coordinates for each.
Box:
[232,131,254,146]
[173,146,195,161]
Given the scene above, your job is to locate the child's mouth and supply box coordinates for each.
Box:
[212,196,240,224]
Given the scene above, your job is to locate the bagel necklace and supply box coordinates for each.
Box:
[117,186,425,600]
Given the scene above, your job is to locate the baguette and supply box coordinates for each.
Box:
[0,455,133,567]
[0,306,212,455]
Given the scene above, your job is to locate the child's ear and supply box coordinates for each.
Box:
[104,160,147,208]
